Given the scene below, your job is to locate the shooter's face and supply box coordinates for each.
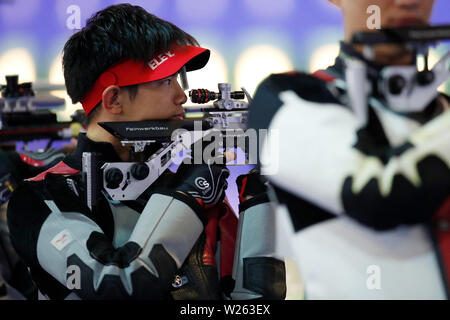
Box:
[331,0,435,40]
[120,73,187,122]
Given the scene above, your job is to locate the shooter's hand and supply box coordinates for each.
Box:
[236,168,268,203]
[175,157,230,210]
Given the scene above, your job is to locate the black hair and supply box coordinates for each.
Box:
[62,3,198,107]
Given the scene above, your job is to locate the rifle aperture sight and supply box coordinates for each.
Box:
[189,83,248,110]
[189,89,245,104]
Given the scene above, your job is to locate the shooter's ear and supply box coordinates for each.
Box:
[102,85,123,115]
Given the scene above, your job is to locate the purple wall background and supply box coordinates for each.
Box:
[1,0,448,84]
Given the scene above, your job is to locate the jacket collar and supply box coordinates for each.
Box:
[64,133,122,171]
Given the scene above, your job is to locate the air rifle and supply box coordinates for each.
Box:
[343,24,450,127]
[82,83,253,209]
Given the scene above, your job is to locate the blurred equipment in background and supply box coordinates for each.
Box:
[0,73,83,299]
[0,75,85,149]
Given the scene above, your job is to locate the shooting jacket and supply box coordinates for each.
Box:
[7,133,286,300]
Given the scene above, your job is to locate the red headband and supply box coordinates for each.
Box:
[80,45,210,115]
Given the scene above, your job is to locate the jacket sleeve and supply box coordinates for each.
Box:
[252,78,450,230]
[7,182,206,299]
[230,193,286,300]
